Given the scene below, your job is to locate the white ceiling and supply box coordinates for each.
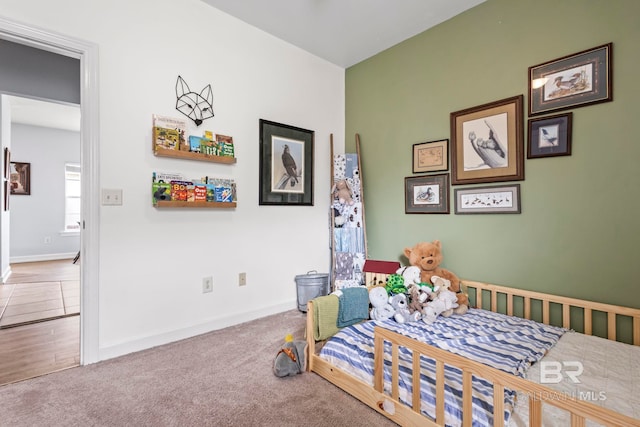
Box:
[7,95,80,132]
[200,0,486,68]
[6,1,484,131]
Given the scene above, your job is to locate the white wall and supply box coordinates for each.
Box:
[9,123,80,261]
[0,0,345,359]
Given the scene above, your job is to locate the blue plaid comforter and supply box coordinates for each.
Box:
[318,308,566,427]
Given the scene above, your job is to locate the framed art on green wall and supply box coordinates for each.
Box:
[454,184,521,214]
[450,95,524,185]
[404,173,449,214]
[527,113,572,159]
[412,139,448,173]
[528,43,612,116]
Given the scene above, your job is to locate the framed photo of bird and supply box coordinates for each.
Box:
[404,173,450,214]
[454,184,521,215]
[450,95,524,186]
[528,43,612,116]
[259,119,314,206]
[527,113,573,159]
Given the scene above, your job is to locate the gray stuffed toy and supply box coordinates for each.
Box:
[273,336,307,377]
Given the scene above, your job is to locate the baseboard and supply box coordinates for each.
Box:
[9,253,76,264]
[98,300,297,362]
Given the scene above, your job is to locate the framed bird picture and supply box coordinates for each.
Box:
[528,43,612,116]
[259,119,314,206]
[450,95,524,185]
[527,113,572,159]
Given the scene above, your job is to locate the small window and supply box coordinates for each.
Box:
[64,163,81,232]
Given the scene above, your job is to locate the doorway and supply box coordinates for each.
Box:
[0,16,101,371]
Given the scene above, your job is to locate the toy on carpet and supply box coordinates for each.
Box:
[422,276,459,324]
[369,286,395,321]
[389,293,420,324]
[404,240,469,315]
[331,179,354,206]
[273,334,307,377]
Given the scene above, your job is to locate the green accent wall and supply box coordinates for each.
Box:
[345,0,640,308]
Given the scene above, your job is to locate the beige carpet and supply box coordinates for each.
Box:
[0,309,398,427]
[0,280,79,328]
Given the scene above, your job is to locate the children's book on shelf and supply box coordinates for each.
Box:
[216,134,235,158]
[153,172,235,205]
[170,180,192,201]
[152,114,188,151]
[194,185,207,201]
[152,182,172,203]
[153,127,179,150]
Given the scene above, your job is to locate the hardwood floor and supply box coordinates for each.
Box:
[0,260,80,385]
[1,260,79,328]
[0,316,79,385]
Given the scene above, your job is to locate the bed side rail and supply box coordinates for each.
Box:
[374,326,639,427]
[464,280,640,345]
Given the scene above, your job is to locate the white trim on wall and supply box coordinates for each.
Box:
[0,15,101,365]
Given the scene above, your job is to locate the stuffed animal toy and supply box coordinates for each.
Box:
[396,265,422,287]
[404,240,469,314]
[273,334,307,377]
[389,293,420,323]
[332,179,354,206]
[369,286,395,321]
[406,284,426,320]
[422,276,460,324]
[385,274,408,295]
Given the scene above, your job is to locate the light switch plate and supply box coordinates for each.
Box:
[102,189,123,205]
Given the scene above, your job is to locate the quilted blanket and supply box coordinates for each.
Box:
[319,308,566,427]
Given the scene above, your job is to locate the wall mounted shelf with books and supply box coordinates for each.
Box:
[153,147,237,164]
[153,200,236,208]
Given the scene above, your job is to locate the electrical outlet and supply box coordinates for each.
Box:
[44,236,52,244]
[239,272,247,287]
[202,276,213,293]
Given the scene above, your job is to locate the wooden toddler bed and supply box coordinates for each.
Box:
[305,280,640,426]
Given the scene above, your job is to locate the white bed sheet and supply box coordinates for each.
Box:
[509,331,640,426]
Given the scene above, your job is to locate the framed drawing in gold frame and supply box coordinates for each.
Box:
[450,95,524,185]
[412,139,448,173]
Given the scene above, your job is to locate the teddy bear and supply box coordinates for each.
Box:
[389,293,420,324]
[404,240,469,315]
[369,286,395,321]
[422,276,460,324]
[331,179,354,206]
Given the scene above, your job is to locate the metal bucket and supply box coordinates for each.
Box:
[295,270,329,312]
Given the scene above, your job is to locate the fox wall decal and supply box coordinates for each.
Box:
[175,75,214,126]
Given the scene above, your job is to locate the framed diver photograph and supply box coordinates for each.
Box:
[450,95,524,185]
[259,119,314,206]
[529,43,612,116]
[404,173,450,214]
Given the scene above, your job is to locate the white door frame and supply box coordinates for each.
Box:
[0,16,100,364]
